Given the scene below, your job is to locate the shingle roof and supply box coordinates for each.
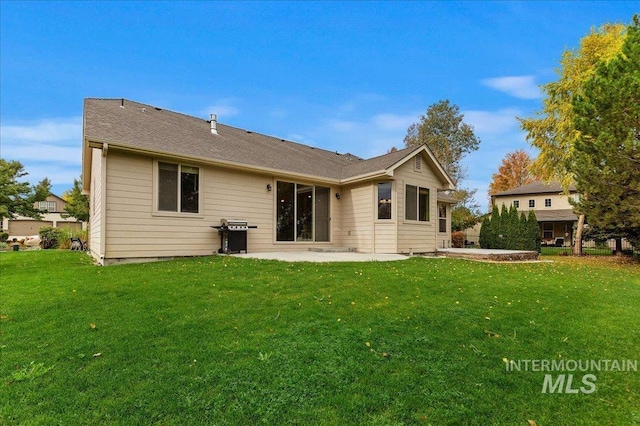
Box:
[83,98,444,183]
[532,209,579,222]
[493,181,577,196]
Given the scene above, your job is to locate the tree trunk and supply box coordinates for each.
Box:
[615,237,623,255]
[573,214,585,256]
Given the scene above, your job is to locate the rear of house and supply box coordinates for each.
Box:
[82,99,454,265]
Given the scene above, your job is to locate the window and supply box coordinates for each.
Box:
[438,203,447,233]
[545,198,552,207]
[38,201,56,212]
[543,223,553,239]
[405,185,430,221]
[414,154,421,171]
[158,162,199,213]
[529,199,535,208]
[378,182,392,220]
[513,200,520,209]
[276,181,330,242]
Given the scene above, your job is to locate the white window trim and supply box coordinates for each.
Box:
[376,181,394,221]
[273,180,332,244]
[152,159,204,218]
[404,183,430,222]
[438,202,448,234]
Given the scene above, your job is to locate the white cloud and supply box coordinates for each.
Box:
[0,117,81,142]
[0,117,82,189]
[328,119,358,132]
[202,104,239,118]
[371,113,416,132]
[463,108,522,136]
[481,75,542,100]
[2,143,80,165]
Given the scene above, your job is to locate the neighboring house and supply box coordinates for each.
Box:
[2,193,85,238]
[81,98,455,265]
[491,181,578,247]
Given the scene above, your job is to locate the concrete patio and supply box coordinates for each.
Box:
[231,251,410,262]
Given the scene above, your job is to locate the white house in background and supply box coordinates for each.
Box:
[2,193,84,239]
[491,181,579,247]
[81,98,456,265]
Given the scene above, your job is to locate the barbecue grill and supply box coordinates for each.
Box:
[212,219,257,254]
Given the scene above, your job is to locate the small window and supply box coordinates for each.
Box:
[405,185,429,221]
[38,201,56,212]
[414,154,421,171]
[378,182,392,220]
[545,198,552,207]
[158,162,199,213]
[543,223,553,239]
[529,199,535,208]
[513,200,520,209]
[438,203,447,233]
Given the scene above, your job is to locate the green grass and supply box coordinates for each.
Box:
[1,251,639,425]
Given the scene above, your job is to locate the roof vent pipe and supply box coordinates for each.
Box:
[210,113,218,135]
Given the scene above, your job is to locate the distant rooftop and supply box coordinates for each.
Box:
[493,181,577,197]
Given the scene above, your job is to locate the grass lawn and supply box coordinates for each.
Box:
[1,251,639,425]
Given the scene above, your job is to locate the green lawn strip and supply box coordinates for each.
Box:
[0,252,638,425]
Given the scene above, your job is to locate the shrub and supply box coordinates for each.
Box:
[451,231,465,248]
[1,232,8,242]
[40,226,63,249]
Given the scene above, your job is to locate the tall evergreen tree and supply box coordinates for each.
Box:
[0,159,51,222]
[62,177,89,222]
[571,16,640,249]
[527,210,541,252]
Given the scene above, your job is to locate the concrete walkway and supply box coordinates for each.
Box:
[231,251,409,262]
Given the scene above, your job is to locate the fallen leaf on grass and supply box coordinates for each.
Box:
[528,420,537,426]
[93,353,102,358]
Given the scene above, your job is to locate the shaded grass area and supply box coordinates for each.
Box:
[1,251,639,425]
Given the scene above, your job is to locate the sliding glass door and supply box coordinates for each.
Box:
[276,181,330,242]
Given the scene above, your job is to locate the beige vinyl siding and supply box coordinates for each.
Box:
[394,156,439,253]
[102,150,342,262]
[495,194,573,211]
[89,148,104,262]
[373,222,397,253]
[337,183,373,252]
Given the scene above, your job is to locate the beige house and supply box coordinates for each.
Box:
[81,98,455,265]
[2,193,84,238]
[491,181,578,247]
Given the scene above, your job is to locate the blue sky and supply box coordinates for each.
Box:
[1,1,636,211]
